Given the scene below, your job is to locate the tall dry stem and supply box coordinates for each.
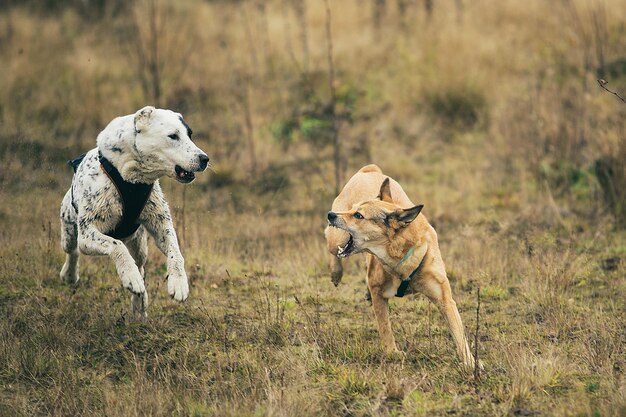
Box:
[323,0,343,195]
[291,0,309,72]
[473,286,481,383]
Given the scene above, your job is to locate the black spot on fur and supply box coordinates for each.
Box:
[179,116,193,140]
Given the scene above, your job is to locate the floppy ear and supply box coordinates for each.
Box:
[134,106,155,133]
[377,177,393,203]
[387,204,424,228]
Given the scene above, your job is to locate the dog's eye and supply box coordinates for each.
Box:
[354,212,364,220]
[168,133,179,140]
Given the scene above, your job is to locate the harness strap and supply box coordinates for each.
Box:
[68,153,87,173]
[397,244,416,266]
[395,244,428,298]
[67,153,87,213]
[98,151,154,240]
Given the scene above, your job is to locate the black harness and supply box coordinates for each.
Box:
[395,252,427,298]
[67,151,154,240]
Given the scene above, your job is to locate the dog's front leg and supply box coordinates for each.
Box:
[143,210,189,302]
[78,225,146,295]
[371,290,400,354]
[367,256,400,354]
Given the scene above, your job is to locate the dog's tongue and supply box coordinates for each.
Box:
[179,170,187,178]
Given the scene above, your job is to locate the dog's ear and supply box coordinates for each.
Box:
[134,106,155,133]
[377,177,393,203]
[387,204,423,228]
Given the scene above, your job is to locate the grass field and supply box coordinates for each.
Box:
[0,0,625,416]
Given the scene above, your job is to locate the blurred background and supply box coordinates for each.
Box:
[1,0,624,221]
[0,1,625,416]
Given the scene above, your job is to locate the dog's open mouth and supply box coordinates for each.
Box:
[175,165,195,183]
[337,234,355,258]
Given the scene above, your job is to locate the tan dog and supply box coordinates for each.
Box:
[325,164,476,369]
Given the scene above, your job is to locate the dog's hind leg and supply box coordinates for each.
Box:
[420,272,476,370]
[60,190,79,284]
[125,227,149,319]
[324,226,347,286]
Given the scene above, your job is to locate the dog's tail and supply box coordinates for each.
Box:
[359,164,382,174]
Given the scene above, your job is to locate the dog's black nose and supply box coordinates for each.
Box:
[198,154,209,171]
[327,211,338,222]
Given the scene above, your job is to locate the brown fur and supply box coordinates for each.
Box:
[325,165,477,370]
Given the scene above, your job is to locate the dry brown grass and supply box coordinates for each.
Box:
[0,0,625,416]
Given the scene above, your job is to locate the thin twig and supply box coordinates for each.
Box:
[597,79,626,104]
[294,295,321,350]
[473,286,481,383]
[242,77,257,176]
[323,0,342,195]
[180,185,186,249]
[240,3,259,73]
[293,0,309,72]
[281,0,299,69]
[544,179,569,230]
[428,303,433,352]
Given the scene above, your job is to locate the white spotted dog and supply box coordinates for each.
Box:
[59,106,209,318]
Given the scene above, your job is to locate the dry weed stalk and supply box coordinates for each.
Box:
[428,303,433,352]
[294,295,322,352]
[474,286,481,383]
[591,1,608,76]
[372,0,386,33]
[562,0,608,78]
[241,75,258,176]
[323,0,343,195]
[281,0,298,68]
[291,0,309,71]
[128,0,196,106]
[129,0,164,106]
[180,185,186,249]
[240,2,259,71]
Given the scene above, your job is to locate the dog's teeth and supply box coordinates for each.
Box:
[338,242,349,255]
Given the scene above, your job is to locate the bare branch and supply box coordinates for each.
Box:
[597,79,626,104]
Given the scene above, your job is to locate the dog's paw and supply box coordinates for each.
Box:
[120,266,146,295]
[385,349,407,361]
[60,263,79,285]
[387,350,406,361]
[167,273,189,302]
[460,359,485,375]
[331,270,343,287]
